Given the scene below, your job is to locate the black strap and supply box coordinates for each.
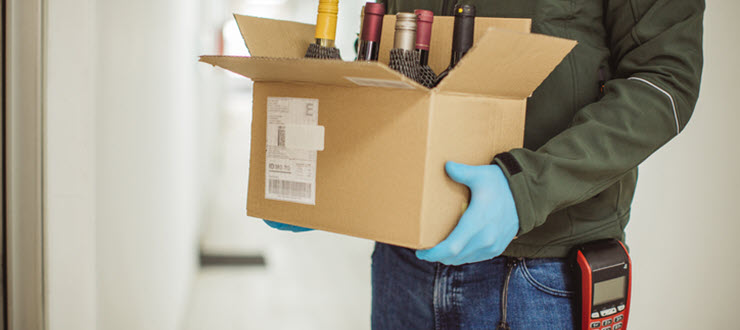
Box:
[494,152,523,176]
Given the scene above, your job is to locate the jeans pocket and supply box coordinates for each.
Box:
[520,258,575,298]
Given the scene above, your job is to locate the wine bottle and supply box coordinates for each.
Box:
[434,4,475,86]
[414,9,436,87]
[357,3,386,61]
[388,13,420,82]
[414,9,433,66]
[305,0,342,59]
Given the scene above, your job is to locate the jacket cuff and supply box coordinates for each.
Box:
[492,151,538,236]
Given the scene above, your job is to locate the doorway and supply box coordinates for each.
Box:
[4,0,45,328]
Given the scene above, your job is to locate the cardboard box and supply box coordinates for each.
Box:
[200,14,575,249]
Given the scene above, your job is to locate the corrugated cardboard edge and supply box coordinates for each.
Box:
[417,92,439,249]
[199,55,429,92]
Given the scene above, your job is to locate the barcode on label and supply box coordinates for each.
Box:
[268,179,312,199]
[277,126,286,147]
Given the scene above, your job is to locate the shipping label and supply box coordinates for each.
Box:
[265,97,319,205]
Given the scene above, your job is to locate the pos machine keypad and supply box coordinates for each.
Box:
[590,304,626,330]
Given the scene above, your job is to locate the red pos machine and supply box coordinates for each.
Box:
[573,239,632,330]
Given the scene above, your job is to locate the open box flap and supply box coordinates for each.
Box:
[234,14,315,58]
[435,28,577,99]
[199,55,427,91]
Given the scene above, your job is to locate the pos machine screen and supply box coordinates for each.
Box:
[592,276,626,306]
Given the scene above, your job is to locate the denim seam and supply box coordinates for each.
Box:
[520,259,575,298]
[433,264,442,330]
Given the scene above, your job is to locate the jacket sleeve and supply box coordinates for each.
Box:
[493,0,705,235]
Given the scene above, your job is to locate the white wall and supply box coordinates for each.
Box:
[94,0,202,329]
[46,0,97,328]
[46,0,209,329]
[626,0,740,328]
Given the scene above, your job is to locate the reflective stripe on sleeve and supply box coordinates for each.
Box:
[628,77,680,134]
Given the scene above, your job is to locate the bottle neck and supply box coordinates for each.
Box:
[417,49,430,66]
[449,14,475,67]
[360,8,384,44]
[357,40,379,61]
[394,13,417,51]
[394,29,416,51]
[449,50,466,68]
[414,10,434,62]
[315,38,335,48]
[315,1,338,43]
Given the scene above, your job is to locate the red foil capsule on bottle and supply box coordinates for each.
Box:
[361,3,386,43]
[414,9,434,51]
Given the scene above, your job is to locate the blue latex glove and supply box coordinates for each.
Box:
[263,220,314,233]
[416,161,519,265]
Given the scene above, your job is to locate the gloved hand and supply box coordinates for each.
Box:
[263,220,314,233]
[416,161,519,265]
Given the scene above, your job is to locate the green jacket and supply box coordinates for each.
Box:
[380,0,705,257]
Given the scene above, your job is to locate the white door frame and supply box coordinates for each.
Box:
[5,0,46,328]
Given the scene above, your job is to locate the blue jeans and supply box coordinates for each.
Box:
[371,242,577,329]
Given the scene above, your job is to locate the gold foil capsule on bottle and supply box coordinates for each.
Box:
[315,0,339,47]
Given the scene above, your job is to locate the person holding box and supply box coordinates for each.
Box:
[266,0,705,328]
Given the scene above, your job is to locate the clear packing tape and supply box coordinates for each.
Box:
[266,124,326,151]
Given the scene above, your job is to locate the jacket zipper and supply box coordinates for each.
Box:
[598,67,606,98]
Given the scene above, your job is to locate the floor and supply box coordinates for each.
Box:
[182,80,374,330]
[183,232,373,330]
